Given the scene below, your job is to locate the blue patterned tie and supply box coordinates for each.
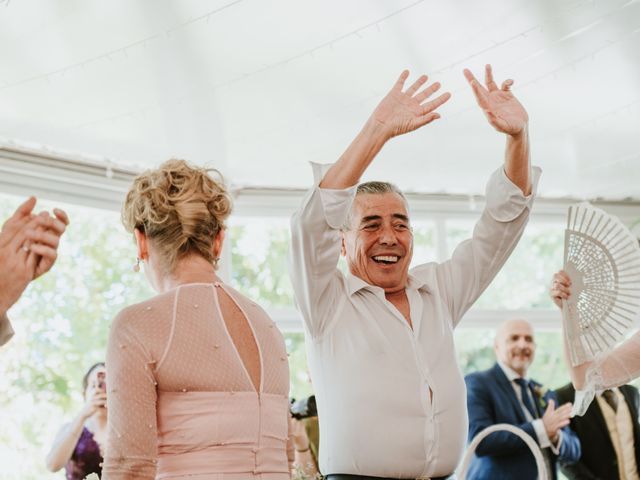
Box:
[514,378,538,419]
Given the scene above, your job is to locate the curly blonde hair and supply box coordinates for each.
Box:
[122,159,232,274]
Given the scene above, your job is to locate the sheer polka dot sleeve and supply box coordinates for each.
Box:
[103,307,159,479]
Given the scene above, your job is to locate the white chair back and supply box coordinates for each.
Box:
[456,423,547,480]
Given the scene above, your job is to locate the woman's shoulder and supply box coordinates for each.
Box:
[111,290,177,330]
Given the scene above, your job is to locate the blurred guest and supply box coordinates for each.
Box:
[465,319,580,480]
[103,159,292,479]
[0,196,69,346]
[556,382,640,479]
[46,362,107,479]
[290,404,320,478]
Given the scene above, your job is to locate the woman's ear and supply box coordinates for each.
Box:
[213,229,225,259]
[133,228,149,261]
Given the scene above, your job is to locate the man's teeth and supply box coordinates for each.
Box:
[373,255,399,264]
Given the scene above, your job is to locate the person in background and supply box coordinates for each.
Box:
[464,319,580,480]
[556,381,640,480]
[0,196,69,346]
[46,362,107,480]
[291,416,320,478]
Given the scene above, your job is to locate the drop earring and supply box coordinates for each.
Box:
[133,257,141,272]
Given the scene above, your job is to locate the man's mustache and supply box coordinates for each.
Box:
[512,348,532,357]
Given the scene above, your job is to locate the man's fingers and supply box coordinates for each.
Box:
[26,229,61,250]
[414,82,441,104]
[464,68,489,106]
[501,79,514,91]
[0,199,36,241]
[415,112,441,129]
[421,92,452,115]
[14,197,37,218]
[405,74,428,96]
[393,70,411,91]
[53,208,70,226]
[29,243,58,266]
[8,214,50,252]
[556,403,573,413]
[485,64,498,91]
[34,211,66,235]
[26,250,38,274]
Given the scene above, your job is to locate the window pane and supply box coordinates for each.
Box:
[410,220,437,267]
[229,218,294,308]
[284,332,314,401]
[446,220,564,309]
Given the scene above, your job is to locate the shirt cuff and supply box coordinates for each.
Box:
[549,429,563,455]
[0,312,15,347]
[310,162,358,230]
[572,388,596,417]
[484,166,542,222]
[532,418,551,449]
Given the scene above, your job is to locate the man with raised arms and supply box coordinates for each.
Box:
[289,65,540,479]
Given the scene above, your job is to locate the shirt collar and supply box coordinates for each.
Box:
[345,271,430,296]
[498,361,526,382]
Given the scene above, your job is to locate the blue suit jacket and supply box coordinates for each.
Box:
[465,363,581,480]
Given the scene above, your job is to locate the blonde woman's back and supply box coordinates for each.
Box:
[103,282,292,480]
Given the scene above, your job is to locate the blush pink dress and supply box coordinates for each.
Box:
[102,282,293,479]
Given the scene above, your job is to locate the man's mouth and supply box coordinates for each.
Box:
[372,255,399,265]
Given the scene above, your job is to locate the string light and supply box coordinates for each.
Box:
[0,0,244,91]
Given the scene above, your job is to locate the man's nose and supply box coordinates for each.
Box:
[378,225,398,245]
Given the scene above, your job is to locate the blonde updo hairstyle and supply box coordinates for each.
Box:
[122,159,232,274]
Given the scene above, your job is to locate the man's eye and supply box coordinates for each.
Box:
[363,224,379,231]
[394,224,408,230]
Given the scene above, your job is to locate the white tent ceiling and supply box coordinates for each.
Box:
[0,0,639,201]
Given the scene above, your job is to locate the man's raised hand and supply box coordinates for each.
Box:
[371,70,451,140]
[464,64,528,136]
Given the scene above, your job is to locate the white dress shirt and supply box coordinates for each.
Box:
[0,313,14,347]
[497,362,561,453]
[289,162,541,478]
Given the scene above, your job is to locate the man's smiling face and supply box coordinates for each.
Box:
[341,192,413,294]
[494,319,537,377]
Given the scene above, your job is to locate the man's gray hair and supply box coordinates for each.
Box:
[342,181,409,231]
[356,181,406,199]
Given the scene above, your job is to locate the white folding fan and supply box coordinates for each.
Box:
[562,202,640,366]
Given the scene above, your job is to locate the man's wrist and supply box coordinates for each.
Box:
[0,295,10,317]
[362,117,393,145]
[507,124,528,141]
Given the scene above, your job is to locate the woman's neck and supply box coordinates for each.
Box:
[159,255,222,293]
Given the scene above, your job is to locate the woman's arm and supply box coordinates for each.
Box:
[45,389,104,473]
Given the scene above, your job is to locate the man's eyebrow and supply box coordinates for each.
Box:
[393,214,409,222]
[360,215,382,223]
